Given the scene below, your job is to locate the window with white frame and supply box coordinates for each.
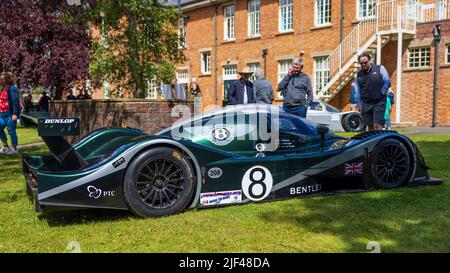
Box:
[278,59,292,98]
[447,44,450,64]
[178,17,186,49]
[224,6,235,40]
[223,65,238,80]
[315,0,331,26]
[248,63,260,81]
[279,0,293,32]
[278,60,292,82]
[146,78,158,99]
[408,47,430,68]
[223,65,238,101]
[248,0,261,37]
[201,51,211,74]
[314,57,330,95]
[436,0,448,20]
[176,69,189,95]
[176,70,189,84]
[357,0,376,20]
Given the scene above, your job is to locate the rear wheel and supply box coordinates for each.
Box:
[342,113,365,132]
[123,147,196,217]
[370,138,411,189]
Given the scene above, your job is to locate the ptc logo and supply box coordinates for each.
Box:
[87,186,102,199]
[87,185,115,199]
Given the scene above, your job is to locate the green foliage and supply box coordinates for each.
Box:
[77,0,183,98]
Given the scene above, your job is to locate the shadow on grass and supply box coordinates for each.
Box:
[38,209,134,227]
[259,139,449,252]
[259,186,447,252]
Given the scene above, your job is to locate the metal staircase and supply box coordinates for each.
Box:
[316,0,419,102]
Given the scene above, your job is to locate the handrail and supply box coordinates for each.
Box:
[315,0,419,98]
[417,0,449,23]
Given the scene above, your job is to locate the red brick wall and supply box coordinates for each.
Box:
[49,100,194,142]
[181,0,358,109]
[400,22,450,126]
[180,1,450,126]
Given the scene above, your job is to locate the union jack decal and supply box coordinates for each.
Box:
[345,162,364,175]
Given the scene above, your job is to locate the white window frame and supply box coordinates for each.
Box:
[357,0,376,20]
[248,62,260,81]
[408,47,431,68]
[248,0,261,37]
[201,51,211,74]
[277,59,292,98]
[223,65,238,81]
[178,17,186,49]
[146,78,158,99]
[223,65,238,100]
[279,0,293,33]
[446,44,450,64]
[224,5,235,41]
[313,56,330,95]
[315,0,332,26]
[176,69,189,84]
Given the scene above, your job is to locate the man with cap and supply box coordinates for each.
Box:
[277,57,313,118]
[227,66,255,105]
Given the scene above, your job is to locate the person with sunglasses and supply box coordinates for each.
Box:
[354,52,391,131]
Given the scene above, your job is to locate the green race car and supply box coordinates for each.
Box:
[23,104,442,217]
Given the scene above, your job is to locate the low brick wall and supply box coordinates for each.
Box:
[49,99,195,142]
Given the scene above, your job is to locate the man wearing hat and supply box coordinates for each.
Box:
[277,57,313,118]
[227,66,255,105]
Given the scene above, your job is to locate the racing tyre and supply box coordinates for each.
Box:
[123,147,196,217]
[342,113,365,132]
[370,138,411,189]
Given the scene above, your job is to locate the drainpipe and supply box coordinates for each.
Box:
[340,0,344,43]
[262,49,268,78]
[338,0,344,110]
[432,24,441,127]
[212,0,218,106]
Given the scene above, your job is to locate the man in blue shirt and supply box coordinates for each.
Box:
[354,52,391,131]
[349,81,358,111]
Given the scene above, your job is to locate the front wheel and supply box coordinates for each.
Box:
[123,147,196,217]
[342,113,365,132]
[370,138,412,189]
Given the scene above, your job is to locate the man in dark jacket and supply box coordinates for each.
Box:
[227,66,255,105]
[0,72,21,155]
[39,92,51,112]
[354,52,391,131]
[277,57,313,118]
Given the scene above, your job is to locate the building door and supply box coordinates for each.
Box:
[223,65,238,106]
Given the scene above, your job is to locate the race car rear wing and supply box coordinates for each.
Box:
[37,118,87,171]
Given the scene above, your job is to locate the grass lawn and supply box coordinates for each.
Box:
[1,126,42,146]
[0,134,449,253]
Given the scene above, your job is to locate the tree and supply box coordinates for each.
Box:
[0,0,91,99]
[78,0,184,98]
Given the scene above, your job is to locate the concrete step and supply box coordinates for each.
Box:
[391,122,417,128]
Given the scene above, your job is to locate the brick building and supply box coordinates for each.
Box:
[160,0,449,126]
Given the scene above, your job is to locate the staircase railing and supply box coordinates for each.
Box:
[417,0,449,22]
[316,0,419,99]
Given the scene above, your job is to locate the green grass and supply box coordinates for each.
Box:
[0,135,449,253]
[16,126,42,145]
[1,126,41,146]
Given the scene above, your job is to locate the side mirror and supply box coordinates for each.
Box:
[317,124,329,135]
